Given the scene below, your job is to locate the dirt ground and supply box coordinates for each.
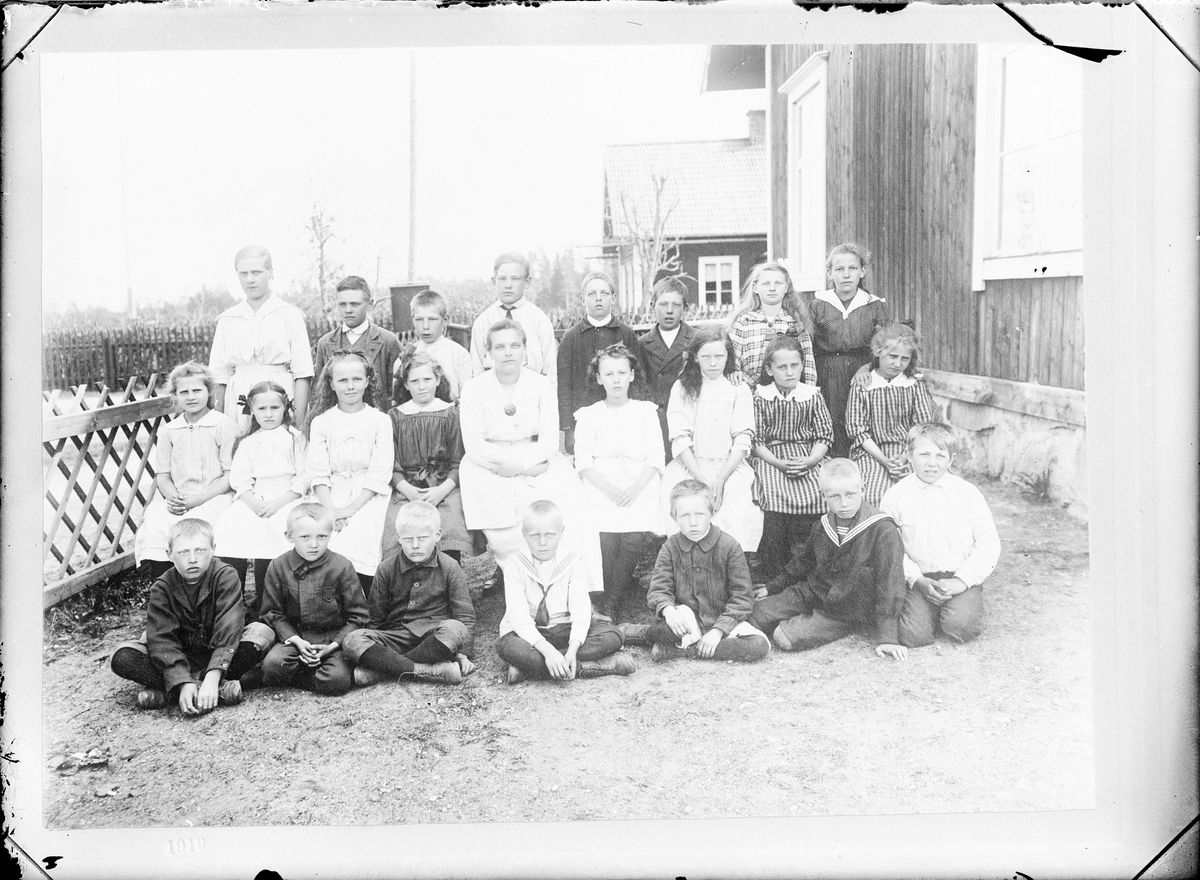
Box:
[41,478,1093,828]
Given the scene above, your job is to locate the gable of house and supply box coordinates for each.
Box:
[603,137,768,241]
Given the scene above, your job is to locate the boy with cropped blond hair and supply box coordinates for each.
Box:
[625,480,770,663]
[259,503,369,696]
[404,289,473,401]
[344,501,476,686]
[749,458,908,657]
[495,500,635,683]
[880,423,1000,646]
[110,518,275,712]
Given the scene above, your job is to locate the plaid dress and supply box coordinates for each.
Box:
[752,383,835,515]
[847,371,940,506]
[728,309,818,387]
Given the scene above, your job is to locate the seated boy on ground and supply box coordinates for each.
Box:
[344,501,476,686]
[625,480,769,663]
[259,502,369,696]
[880,423,1001,647]
[748,458,908,658]
[110,518,275,712]
[495,500,635,684]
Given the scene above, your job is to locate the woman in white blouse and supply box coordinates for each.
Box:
[458,320,601,589]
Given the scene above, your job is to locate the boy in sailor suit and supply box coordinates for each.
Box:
[749,458,909,659]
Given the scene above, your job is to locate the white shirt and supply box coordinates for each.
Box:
[412,336,473,401]
[469,298,558,380]
[879,472,1001,588]
[340,322,368,346]
[657,326,681,351]
[497,547,592,648]
[208,293,315,385]
[815,287,885,319]
[585,314,614,328]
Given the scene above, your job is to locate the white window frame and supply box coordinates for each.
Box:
[972,44,1084,290]
[779,51,828,294]
[698,255,740,308]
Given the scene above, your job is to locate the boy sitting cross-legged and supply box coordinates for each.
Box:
[748,458,909,658]
[260,502,369,696]
[110,518,275,713]
[344,501,476,686]
[495,500,636,684]
[624,479,770,663]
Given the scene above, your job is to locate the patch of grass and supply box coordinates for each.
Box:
[44,565,153,660]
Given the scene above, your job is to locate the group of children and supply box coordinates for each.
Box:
[112,244,1001,714]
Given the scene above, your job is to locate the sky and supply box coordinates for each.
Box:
[40,45,762,311]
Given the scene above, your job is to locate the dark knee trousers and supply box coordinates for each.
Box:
[749,589,857,651]
[600,532,649,605]
[111,622,274,693]
[263,642,354,696]
[758,513,820,580]
[495,619,622,679]
[644,619,770,662]
[898,581,985,647]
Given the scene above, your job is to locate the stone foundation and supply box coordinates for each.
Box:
[931,394,1088,520]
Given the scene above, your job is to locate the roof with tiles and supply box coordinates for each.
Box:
[604,135,768,240]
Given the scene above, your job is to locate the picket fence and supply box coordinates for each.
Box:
[42,319,472,391]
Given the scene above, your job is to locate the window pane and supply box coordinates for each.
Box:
[719,261,733,282]
[998,146,1041,252]
[1044,131,1083,251]
[1045,53,1083,139]
[1001,47,1044,154]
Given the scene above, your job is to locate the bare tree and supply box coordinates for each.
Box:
[303,203,343,317]
[617,173,684,312]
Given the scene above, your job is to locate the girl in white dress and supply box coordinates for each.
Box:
[574,343,665,621]
[458,319,602,590]
[135,362,237,577]
[304,351,394,591]
[214,381,309,615]
[660,327,763,552]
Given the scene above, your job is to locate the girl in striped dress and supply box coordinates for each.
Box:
[809,243,889,457]
[846,324,940,506]
[751,335,834,580]
[379,353,472,563]
[727,261,817,388]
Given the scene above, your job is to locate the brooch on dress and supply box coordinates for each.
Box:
[503,404,517,416]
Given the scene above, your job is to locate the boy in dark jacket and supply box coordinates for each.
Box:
[260,503,369,696]
[110,518,275,712]
[556,270,644,453]
[343,501,476,686]
[628,480,770,663]
[749,458,908,658]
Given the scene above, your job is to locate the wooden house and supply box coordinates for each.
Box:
[602,115,769,314]
[705,43,1093,512]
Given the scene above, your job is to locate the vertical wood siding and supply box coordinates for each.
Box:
[770,43,1082,390]
[978,276,1085,390]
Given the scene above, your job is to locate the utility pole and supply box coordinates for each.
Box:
[407,51,417,281]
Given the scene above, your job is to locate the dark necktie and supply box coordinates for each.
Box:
[534,581,552,627]
[502,304,515,320]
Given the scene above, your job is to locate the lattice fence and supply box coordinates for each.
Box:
[42,375,176,607]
